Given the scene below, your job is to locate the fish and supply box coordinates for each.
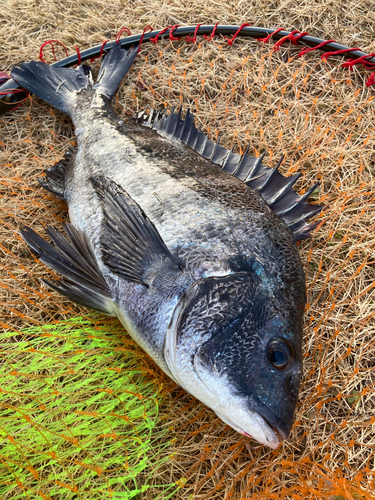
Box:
[11,41,322,449]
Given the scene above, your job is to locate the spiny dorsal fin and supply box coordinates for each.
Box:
[90,175,183,287]
[20,224,114,315]
[138,107,323,241]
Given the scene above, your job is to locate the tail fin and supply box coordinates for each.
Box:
[93,43,138,99]
[11,63,92,115]
[11,43,138,115]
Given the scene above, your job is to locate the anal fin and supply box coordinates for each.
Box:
[20,223,114,315]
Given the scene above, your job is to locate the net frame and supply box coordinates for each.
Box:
[1,24,375,114]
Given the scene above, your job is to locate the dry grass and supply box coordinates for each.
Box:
[1,1,375,499]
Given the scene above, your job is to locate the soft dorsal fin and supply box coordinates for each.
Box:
[38,148,76,200]
[138,107,323,241]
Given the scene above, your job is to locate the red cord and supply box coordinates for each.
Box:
[138,25,153,52]
[39,40,69,63]
[298,39,375,85]
[11,23,375,119]
[366,72,375,86]
[273,30,309,51]
[257,28,284,44]
[74,45,81,66]
[90,40,109,63]
[321,47,360,60]
[150,25,180,44]
[342,53,375,69]
[224,23,252,46]
[115,27,132,44]
[99,40,108,57]
[186,24,202,43]
[291,31,309,43]
[150,26,170,44]
[168,25,180,41]
[298,40,335,57]
[203,23,218,41]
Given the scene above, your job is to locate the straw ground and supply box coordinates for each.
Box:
[1,1,375,499]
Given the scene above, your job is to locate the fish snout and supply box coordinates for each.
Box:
[247,395,291,441]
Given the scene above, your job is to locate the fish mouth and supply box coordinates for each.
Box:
[247,395,290,441]
[215,410,280,449]
[216,396,291,448]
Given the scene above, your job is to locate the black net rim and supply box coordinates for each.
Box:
[1,24,374,114]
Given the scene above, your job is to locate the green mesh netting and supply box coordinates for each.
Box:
[0,317,179,499]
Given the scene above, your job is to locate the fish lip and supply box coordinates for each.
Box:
[215,409,279,449]
[247,395,290,441]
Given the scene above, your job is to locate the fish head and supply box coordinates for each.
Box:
[165,270,304,449]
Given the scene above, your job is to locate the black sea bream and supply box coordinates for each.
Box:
[11,42,322,449]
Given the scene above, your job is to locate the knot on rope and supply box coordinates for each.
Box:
[90,40,109,63]
[366,72,375,87]
[115,27,132,44]
[341,53,375,69]
[257,27,284,44]
[273,30,309,51]
[150,25,179,44]
[138,25,153,52]
[186,24,202,43]
[74,45,81,66]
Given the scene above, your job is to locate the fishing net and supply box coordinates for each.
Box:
[1,28,375,500]
[0,318,177,499]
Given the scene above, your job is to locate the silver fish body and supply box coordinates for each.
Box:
[12,43,322,449]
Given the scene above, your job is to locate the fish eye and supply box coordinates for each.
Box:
[267,339,295,371]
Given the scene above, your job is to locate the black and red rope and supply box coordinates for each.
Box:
[203,23,218,41]
[224,23,252,46]
[150,25,180,44]
[186,24,202,43]
[1,23,375,114]
[90,40,109,63]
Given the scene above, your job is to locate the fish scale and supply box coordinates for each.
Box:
[12,41,322,449]
[71,115,236,259]
[69,108,278,283]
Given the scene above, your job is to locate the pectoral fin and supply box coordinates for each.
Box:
[90,175,183,287]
